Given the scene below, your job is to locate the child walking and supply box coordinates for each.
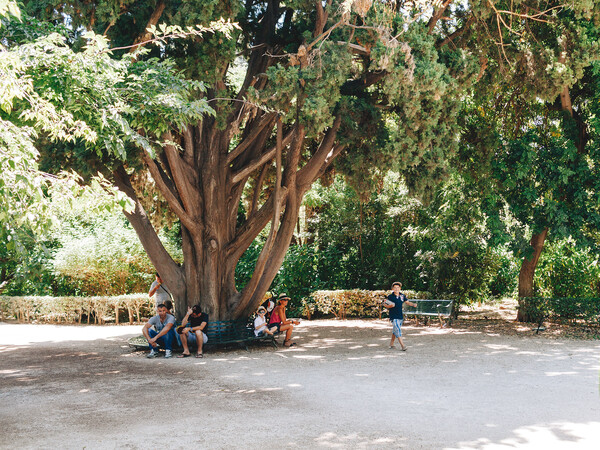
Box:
[383,281,418,350]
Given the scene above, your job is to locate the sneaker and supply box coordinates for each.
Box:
[389,345,395,349]
[147,349,158,358]
[165,350,173,358]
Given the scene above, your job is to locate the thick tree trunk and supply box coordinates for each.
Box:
[114,110,340,320]
[516,227,548,322]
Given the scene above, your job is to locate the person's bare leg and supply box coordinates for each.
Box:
[398,337,407,350]
[390,334,396,347]
[279,324,294,345]
[195,330,204,355]
[180,332,190,355]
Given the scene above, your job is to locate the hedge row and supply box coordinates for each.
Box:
[301,289,433,319]
[1,290,435,323]
[0,294,154,324]
[8,293,596,326]
[520,297,600,325]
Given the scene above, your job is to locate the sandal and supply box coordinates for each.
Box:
[195,353,204,358]
[177,353,191,358]
[283,340,296,347]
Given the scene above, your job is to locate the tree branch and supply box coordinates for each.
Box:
[141,151,197,232]
[226,113,277,165]
[128,0,167,54]
[234,118,284,316]
[313,0,330,38]
[230,128,295,185]
[163,132,200,214]
[182,127,195,166]
[297,114,342,189]
[340,71,387,96]
[227,186,289,261]
[427,0,454,35]
[250,163,270,215]
[437,15,476,49]
[112,165,181,279]
[310,143,345,187]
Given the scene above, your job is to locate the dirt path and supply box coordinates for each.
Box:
[1,319,599,449]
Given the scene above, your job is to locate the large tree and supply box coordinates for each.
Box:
[456,10,600,319]
[9,0,597,319]
[450,2,600,319]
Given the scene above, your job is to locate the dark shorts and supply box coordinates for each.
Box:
[268,322,281,331]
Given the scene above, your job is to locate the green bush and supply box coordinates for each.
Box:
[417,242,500,315]
[0,294,154,324]
[534,239,600,298]
[488,247,519,297]
[302,289,432,319]
[519,297,600,325]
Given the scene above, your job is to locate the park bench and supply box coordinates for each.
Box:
[402,299,454,327]
[203,319,278,350]
[128,319,278,353]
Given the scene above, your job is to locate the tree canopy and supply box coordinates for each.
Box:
[3,0,600,319]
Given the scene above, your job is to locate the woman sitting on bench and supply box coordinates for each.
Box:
[269,293,300,347]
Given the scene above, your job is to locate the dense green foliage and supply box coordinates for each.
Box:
[519,297,600,326]
[535,239,600,298]
[3,1,600,322]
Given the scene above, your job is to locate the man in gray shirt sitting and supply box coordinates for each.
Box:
[142,303,176,358]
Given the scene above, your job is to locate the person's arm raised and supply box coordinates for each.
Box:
[149,282,160,298]
[181,307,192,328]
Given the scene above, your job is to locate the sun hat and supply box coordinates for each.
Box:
[277,293,291,301]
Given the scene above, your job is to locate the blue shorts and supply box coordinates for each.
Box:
[392,318,404,338]
[186,329,208,344]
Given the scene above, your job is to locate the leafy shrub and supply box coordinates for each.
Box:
[519,297,600,325]
[416,241,500,315]
[272,245,323,316]
[51,215,159,296]
[488,246,519,297]
[534,239,600,298]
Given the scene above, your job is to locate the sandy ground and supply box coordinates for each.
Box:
[1,318,599,449]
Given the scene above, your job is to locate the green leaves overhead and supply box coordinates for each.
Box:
[0,25,213,161]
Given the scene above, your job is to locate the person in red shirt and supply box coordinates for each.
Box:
[269,293,300,347]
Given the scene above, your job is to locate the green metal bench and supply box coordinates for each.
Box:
[402,299,454,327]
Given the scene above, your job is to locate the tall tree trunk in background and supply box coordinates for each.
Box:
[516,84,587,322]
[517,227,548,322]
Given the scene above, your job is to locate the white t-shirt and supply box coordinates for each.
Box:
[254,315,268,336]
[150,281,170,307]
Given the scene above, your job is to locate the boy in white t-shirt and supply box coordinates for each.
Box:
[254,306,277,336]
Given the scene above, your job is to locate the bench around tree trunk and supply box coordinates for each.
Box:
[128,319,278,352]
